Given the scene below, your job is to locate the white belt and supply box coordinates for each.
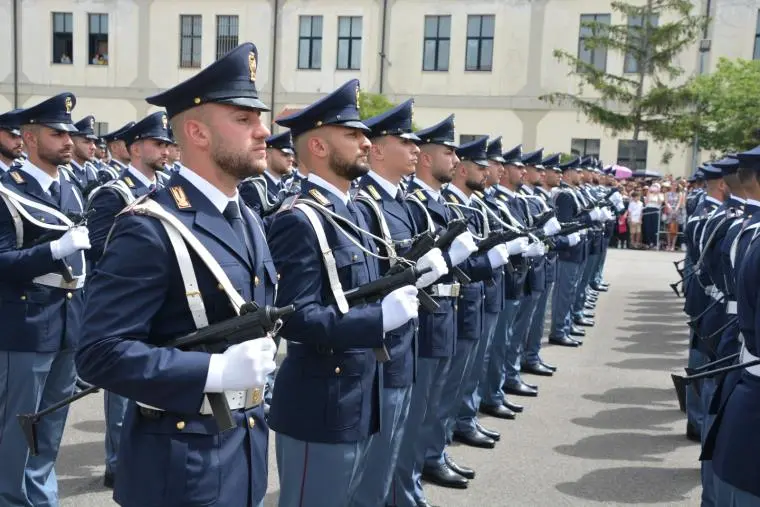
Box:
[740,343,760,377]
[32,273,85,289]
[429,283,461,298]
[727,300,737,315]
[137,387,264,415]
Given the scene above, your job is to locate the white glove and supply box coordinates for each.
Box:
[487,244,510,268]
[609,192,623,207]
[448,231,477,266]
[522,241,545,257]
[204,337,278,392]
[615,201,625,212]
[603,208,615,221]
[566,232,581,247]
[506,236,529,255]
[415,248,449,288]
[542,217,562,237]
[590,207,603,222]
[50,226,91,260]
[381,285,419,332]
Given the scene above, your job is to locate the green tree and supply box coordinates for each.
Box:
[673,58,760,152]
[358,91,419,130]
[540,0,707,165]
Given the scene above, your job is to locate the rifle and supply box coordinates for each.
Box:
[343,265,432,306]
[385,233,439,313]
[31,209,95,282]
[18,302,294,455]
[433,218,471,284]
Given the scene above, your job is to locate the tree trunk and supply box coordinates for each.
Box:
[631,0,653,168]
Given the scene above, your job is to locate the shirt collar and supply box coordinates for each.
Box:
[447,182,471,205]
[265,170,281,185]
[412,177,441,201]
[705,195,723,206]
[308,173,350,205]
[128,165,157,187]
[520,184,534,194]
[19,159,58,193]
[368,170,401,198]
[495,184,515,197]
[0,159,8,172]
[178,165,239,214]
[746,198,760,209]
[730,194,746,205]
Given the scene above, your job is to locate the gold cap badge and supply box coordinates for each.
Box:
[161,114,168,130]
[64,96,73,114]
[249,52,257,82]
[355,85,360,110]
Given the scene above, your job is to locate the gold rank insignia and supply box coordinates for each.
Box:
[414,189,427,201]
[498,193,508,201]
[309,188,330,206]
[9,171,24,184]
[64,96,73,114]
[447,194,460,204]
[123,176,135,188]
[249,51,257,82]
[169,186,192,209]
[366,185,381,200]
[474,190,484,198]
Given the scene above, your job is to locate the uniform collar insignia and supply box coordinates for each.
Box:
[308,188,331,207]
[414,189,427,201]
[366,184,381,200]
[9,171,24,184]
[169,185,192,209]
[473,190,484,198]
[123,176,135,188]
[447,193,459,204]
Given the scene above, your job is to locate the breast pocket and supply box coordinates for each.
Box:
[333,245,370,289]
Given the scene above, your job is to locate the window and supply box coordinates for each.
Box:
[571,138,601,158]
[422,15,451,71]
[754,10,760,60]
[459,134,485,145]
[88,14,109,65]
[465,15,494,71]
[179,15,202,68]
[216,15,239,60]
[52,12,73,64]
[337,16,362,70]
[617,140,648,169]
[624,14,658,73]
[577,14,610,72]
[94,122,109,137]
[298,16,323,70]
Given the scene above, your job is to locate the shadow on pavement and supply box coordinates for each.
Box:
[583,387,676,407]
[71,420,106,434]
[606,356,685,371]
[554,432,695,462]
[612,339,688,356]
[555,466,700,503]
[571,406,682,431]
[56,441,106,497]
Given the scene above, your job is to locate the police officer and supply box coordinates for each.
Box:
[240,130,294,216]
[76,42,278,507]
[395,114,478,507]
[351,99,449,507]
[66,115,101,193]
[0,109,24,173]
[421,136,510,486]
[98,121,135,181]
[0,93,89,507]
[266,79,420,507]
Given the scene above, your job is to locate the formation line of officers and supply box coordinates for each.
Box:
[0,42,624,507]
[679,151,760,507]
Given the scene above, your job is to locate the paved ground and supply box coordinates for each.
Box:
[57,247,701,506]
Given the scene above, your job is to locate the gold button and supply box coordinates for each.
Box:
[217,283,224,291]
[254,276,260,287]
[251,388,262,405]
[334,367,341,374]
[248,417,255,428]
[176,421,185,430]
[352,254,358,261]
[20,295,26,301]
[67,292,73,300]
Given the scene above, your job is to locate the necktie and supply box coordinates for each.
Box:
[49,181,61,205]
[223,201,254,263]
[395,189,406,205]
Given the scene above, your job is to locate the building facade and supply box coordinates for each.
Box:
[1,0,759,176]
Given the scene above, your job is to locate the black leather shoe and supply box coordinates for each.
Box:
[104,471,115,489]
[574,317,595,327]
[540,360,557,372]
[479,403,516,419]
[686,422,701,443]
[444,454,475,479]
[588,289,600,296]
[476,423,501,441]
[522,362,554,376]
[422,463,468,488]
[570,326,586,336]
[415,501,440,507]
[504,382,538,397]
[583,311,595,318]
[549,336,580,347]
[503,399,524,413]
[591,285,608,292]
[522,380,538,389]
[453,429,495,449]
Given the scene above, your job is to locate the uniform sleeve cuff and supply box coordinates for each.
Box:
[203,354,226,393]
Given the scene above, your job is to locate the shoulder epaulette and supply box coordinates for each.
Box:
[117,193,152,217]
[277,195,298,213]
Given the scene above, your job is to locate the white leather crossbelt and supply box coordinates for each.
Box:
[726,300,737,315]
[741,343,760,377]
[429,283,461,298]
[137,387,264,415]
[32,273,85,290]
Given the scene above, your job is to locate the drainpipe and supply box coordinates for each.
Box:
[270,0,279,131]
[12,0,19,108]
[378,0,388,94]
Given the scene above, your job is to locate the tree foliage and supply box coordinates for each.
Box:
[671,58,760,152]
[358,91,419,130]
[540,0,707,144]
